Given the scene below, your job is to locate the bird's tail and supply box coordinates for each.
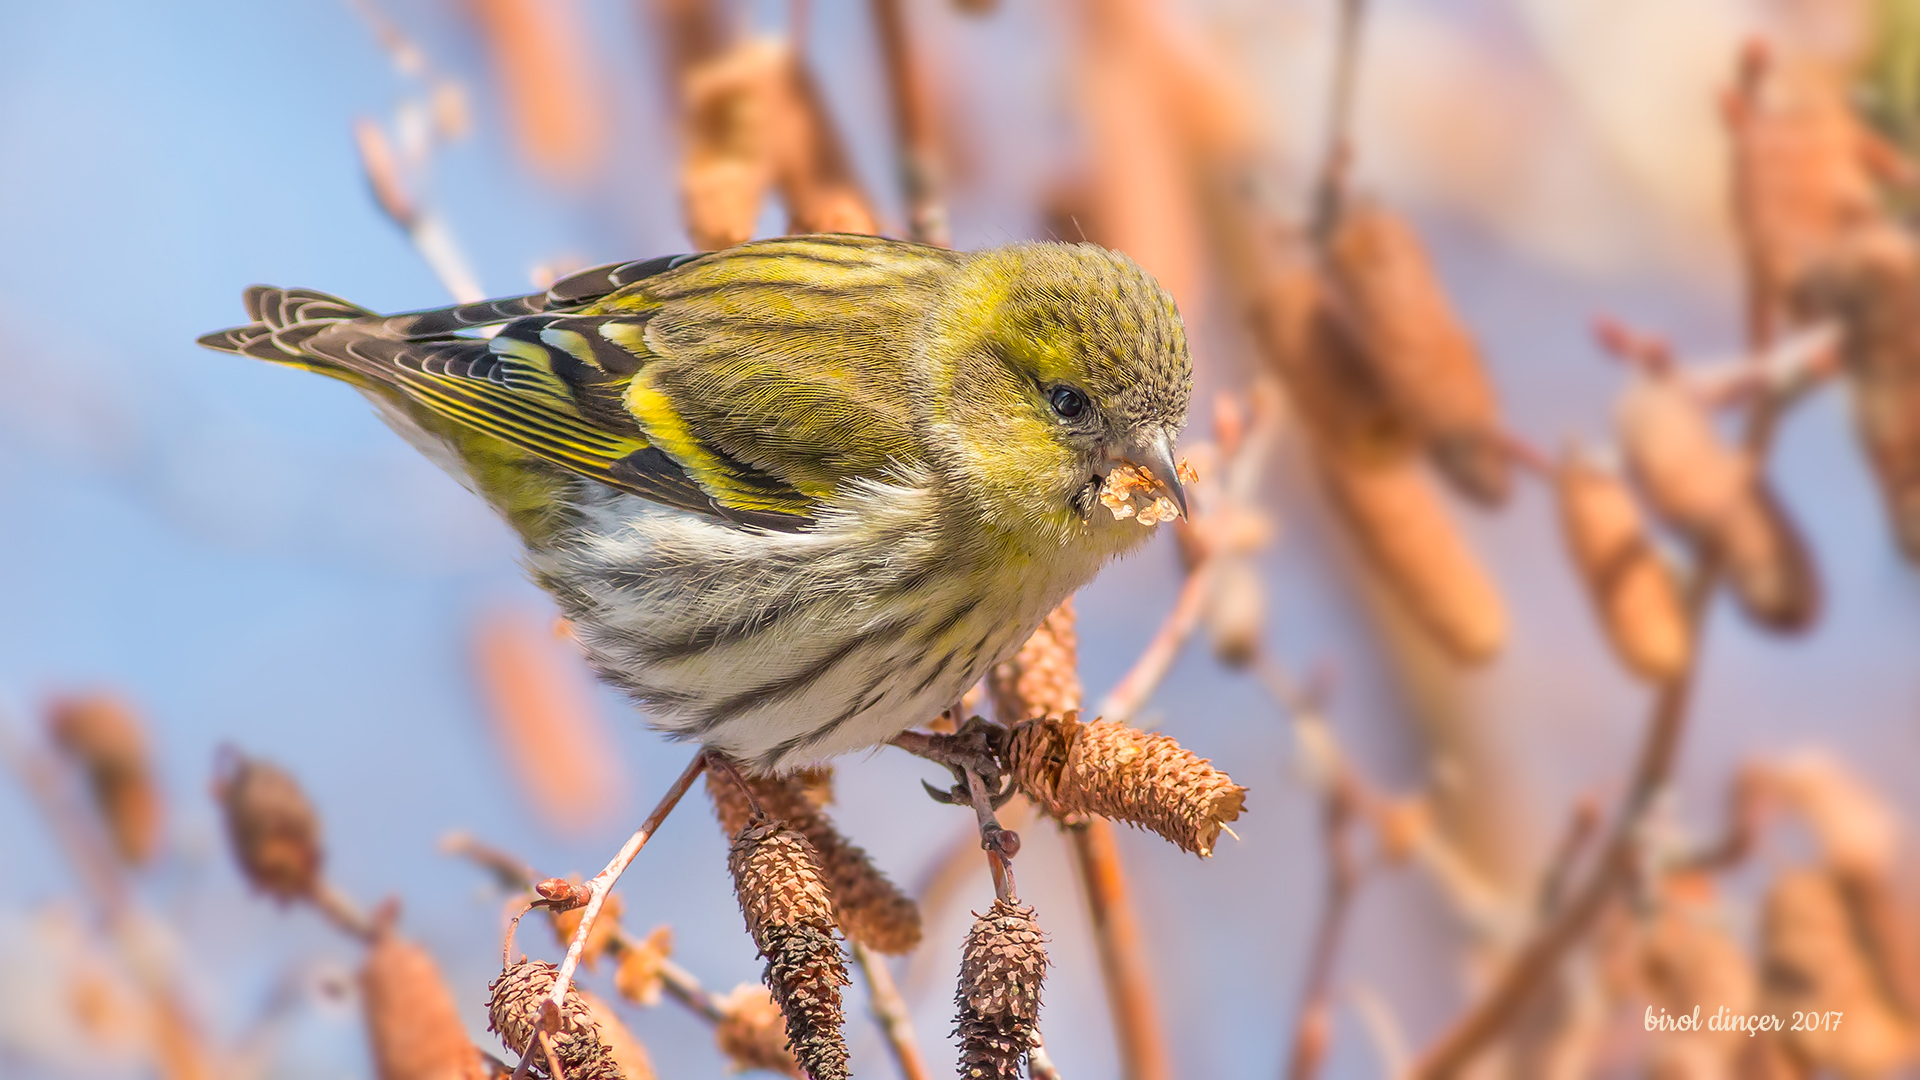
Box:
[195,286,379,375]
[197,284,586,546]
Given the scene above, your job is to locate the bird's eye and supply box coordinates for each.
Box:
[1049,385,1087,419]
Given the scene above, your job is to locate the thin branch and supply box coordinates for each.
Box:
[311,881,377,944]
[1534,795,1601,917]
[1095,560,1215,724]
[543,751,709,1028]
[1285,774,1364,1080]
[351,117,486,304]
[1028,1031,1064,1080]
[851,940,932,1080]
[965,767,1019,903]
[1066,817,1171,1080]
[1407,567,1712,1080]
[705,751,767,819]
[1,714,219,1080]
[1310,0,1370,237]
[1410,353,1802,1076]
[869,0,950,246]
[444,827,729,1024]
[1724,39,1778,355]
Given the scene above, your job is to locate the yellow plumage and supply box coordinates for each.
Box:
[199,235,1192,769]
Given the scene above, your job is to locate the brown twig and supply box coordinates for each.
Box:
[850,940,932,1080]
[1310,0,1369,237]
[543,751,709,1034]
[1065,817,1170,1080]
[1285,773,1364,1080]
[705,751,767,819]
[1028,1031,1064,1080]
[1725,39,1778,355]
[1410,160,1805,1068]
[965,768,1019,903]
[1095,560,1215,724]
[1535,795,1601,917]
[1677,764,1770,874]
[868,0,949,246]
[1407,562,1713,1079]
[311,880,377,944]
[441,831,538,891]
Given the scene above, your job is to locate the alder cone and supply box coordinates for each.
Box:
[360,930,489,1080]
[1794,221,1920,562]
[708,773,921,954]
[1250,257,1419,468]
[1324,199,1510,506]
[727,819,851,1080]
[953,899,1048,1080]
[1555,449,1691,681]
[213,751,322,904]
[485,960,622,1080]
[1615,372,1820,632]
[1316,454,1506,664]
[1734,58,1884,302]
[988,599,1083,721]
[577,990,656,1080]
[47,695,162,865]
[765,52,877,238]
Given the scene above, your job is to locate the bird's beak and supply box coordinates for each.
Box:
[1117,429,1188,519]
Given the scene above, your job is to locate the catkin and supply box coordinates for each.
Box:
[360,929,490,1080]
[612,925,673,1007]
[1615,374,1820,632]
[1008,715,1247,857]
[1555,448,1692,681]
[578,990,657,1080]
[1323,199,1510,506]
[1206,555,1266,669]
[713,983,805,1078]
[988,598,1084,720]
[1251,256,1419,468]
[680,40,781,250]
[213,751,323,904]
[1758,870,1915,1076]
[728,818,851,1080]
[1716,485,1821,633]
[709,772,921,954]
[47,695,162,866]
[953,899,1048,1080]
[486,960,623,1080]
[1317,455,1507,664]
[1794,221,1920,563]
[1731,56,1883,303]
[1615,374,1753,537]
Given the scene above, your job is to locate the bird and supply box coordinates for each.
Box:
[200,233,1192,772]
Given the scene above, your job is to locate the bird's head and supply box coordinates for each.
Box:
[918,242,1193,552]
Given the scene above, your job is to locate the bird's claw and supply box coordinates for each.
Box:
[920,771,1015,809]
[896,718,1015,807]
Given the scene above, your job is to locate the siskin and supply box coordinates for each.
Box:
[201,235,1192,771]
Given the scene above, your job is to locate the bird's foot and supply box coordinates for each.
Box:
[890,719,1016,809]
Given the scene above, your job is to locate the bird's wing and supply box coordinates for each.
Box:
[584,234,961,508]
[200,236,961,530]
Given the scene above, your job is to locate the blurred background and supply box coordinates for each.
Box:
[4,0,1920,1077]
